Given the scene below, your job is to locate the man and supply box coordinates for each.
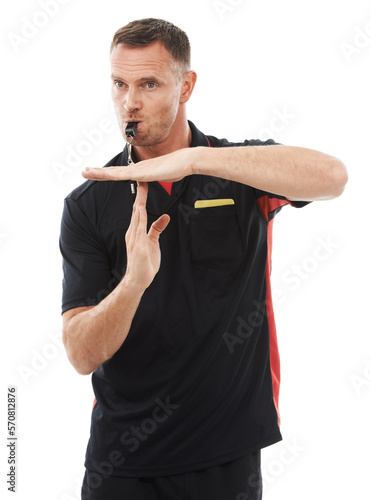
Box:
[60,18,347,500]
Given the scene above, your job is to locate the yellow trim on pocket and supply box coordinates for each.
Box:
[194,199,235,209]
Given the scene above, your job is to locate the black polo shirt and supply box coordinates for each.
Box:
[60,121,309,477]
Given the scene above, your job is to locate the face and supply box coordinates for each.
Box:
[110,41,186,148]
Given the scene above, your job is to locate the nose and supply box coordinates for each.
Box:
[123,87,141,113]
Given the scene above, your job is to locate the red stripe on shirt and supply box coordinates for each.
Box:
[266,218,281,425]
[256,195,292,221]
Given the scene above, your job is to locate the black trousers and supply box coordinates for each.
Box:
[81,452,262,500]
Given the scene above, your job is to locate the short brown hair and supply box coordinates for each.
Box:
[110,18,191,78]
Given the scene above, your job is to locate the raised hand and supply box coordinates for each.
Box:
[124,182,170,291]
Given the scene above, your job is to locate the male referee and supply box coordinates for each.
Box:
[60,18,347,500]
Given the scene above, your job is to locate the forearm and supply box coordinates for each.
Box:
[62,183,170,376]
[192,145,348,201]
[63,276,145,375]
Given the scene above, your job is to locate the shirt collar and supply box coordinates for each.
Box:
[188,120,210,148]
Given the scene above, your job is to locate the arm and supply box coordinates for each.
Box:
[81,144,348,202]
[62,182,170,375]
[192,145,348,201]
[63,279,144,376]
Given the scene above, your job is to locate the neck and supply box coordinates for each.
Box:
[132,113,192,162]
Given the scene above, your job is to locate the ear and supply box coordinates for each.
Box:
[179,71,197,104]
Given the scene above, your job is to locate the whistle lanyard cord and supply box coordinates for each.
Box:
[127,138,209,217]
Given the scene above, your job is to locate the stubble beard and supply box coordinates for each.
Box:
[118,94,181,148]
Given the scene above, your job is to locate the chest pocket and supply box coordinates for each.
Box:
[190,204,243,269]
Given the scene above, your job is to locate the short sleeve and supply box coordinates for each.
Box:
[253,189,311,221]
[59,197,112,314]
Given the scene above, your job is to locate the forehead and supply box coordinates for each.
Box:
[110,41,174,79]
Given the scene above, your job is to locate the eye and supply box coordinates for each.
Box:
[146,82,157,89]
[114,80,124,88]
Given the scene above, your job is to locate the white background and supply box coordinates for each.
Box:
[1,0,369,498]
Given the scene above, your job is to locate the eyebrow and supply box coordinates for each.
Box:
[111,74,163,83]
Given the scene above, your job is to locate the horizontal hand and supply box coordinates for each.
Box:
[81,147,195,183]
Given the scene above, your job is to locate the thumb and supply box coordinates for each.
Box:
[148,214,170,240]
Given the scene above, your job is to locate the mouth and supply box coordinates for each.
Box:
[124,121,141,139]
[125,120,142,132]
[124,120,141,126]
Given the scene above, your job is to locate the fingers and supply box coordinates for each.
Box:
[126,182,169,249]
[81,150,187,183]
[136,181,148,202]
[125,182,148,248]
[82,166,132,181]
[136,201,148,246]
[81,165,147,182]
[148,214,171,241]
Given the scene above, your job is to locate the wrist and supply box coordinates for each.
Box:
[120,273,146,297]
[191,146,210,176]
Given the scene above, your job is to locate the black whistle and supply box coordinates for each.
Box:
[125,122,138,138]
